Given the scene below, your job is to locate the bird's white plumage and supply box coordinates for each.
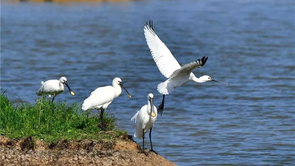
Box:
[37,80,64,95]
[144,21,210,95]
[37,77,66,96]
[157,61,208,94]
[36,76,74,102]
[131,93,157,139]
[170,60,206,79]
[82,85,120,111]
[82,77,129,111]
[144,23,181,78]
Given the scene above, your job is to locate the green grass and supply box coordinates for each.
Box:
[0,93,126,142]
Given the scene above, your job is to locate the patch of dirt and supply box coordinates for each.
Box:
[0,134,176,166]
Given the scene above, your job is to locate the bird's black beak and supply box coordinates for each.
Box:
[64,81,75,96]
[120,83,132,98]
[212,79,229,86]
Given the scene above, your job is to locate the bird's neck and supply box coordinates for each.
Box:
[148,100,152,112]
[59,82,65,90]
[148,100,156,117]
[114,84,122,97]
[190,75,205,83]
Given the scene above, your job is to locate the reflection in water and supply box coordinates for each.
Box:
[1,0,294,165]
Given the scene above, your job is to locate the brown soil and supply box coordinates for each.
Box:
[0,134,176,166]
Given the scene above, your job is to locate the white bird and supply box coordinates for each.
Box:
[131,93,158,155]
[36,76,75,102]
[144,20,228,115]
[82,77,132,130]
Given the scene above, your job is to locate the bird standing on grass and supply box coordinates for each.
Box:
[131,93,158,156]
[82,77,132,131]
[36,76,75,102]
[143,20,228,115]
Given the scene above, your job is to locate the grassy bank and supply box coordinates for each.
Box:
[0,93,125,142]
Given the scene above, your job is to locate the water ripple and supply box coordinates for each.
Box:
[2,0,294,165]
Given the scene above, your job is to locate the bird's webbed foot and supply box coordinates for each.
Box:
[143,151,149,156]
[150,149,158,155]
[141,148,148,156]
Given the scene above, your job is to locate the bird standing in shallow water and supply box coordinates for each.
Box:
[82,77,132,131]
[36,76,75,102]
[131,93,158,156]
[143,20,228,115]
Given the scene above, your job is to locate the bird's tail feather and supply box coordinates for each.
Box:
[131,111,143,138]
[131,111,139,122]
[157,81,171,95]
[134,123,143,139]
[36,81,44,96]
[81,100,90,111]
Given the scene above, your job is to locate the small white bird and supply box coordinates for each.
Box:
[82,77,132,130]
[131,93,158,155]
[144,20,228,114]
[36,76,75,102]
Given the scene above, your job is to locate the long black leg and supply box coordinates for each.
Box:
[142,129,147,156]
[51,94,56,102]
[149,128,158,154]
[157,95,165,115]
[100,108,106,131]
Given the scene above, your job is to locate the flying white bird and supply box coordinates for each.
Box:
[131,93,158,155]
[36,76,75,102]
[82,77,132,130]
[144,20,228,115]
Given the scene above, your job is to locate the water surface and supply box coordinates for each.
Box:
[1,0,294,165]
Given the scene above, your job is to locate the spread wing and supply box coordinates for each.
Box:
[144,20,181,78]
[170,56,208,78]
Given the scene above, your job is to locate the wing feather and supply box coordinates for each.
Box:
[144,20,181,78]
[170,56,208,78]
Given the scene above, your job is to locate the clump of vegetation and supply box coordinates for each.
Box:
[0,93,125,142]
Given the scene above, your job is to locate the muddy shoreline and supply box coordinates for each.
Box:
[0,135,175,165]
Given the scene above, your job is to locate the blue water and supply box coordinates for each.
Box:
[1,0,294,165]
